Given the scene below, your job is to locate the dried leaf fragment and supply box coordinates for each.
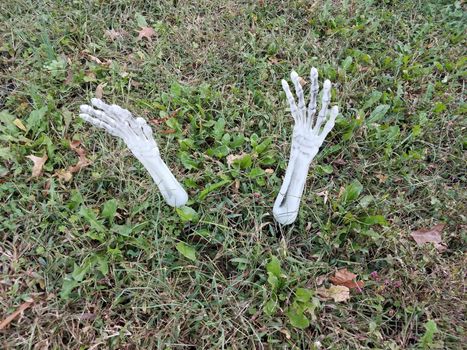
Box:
[104,29,126,41]
[330,268,364,289]
[149,109,179,126]
[0,300,34,330]
[317,285,350,302]
[375,173,388,183]
[137,27,156,41]
[54,141,91,181]
[68,140,91,173]
[160,128,176,135]
[226,153,248,166]
[55,169,73,182]
[298,76,307,87]
[26,154,47,178]
[410,224,447,252]
[13,118,27,131]
[95,83,105,99]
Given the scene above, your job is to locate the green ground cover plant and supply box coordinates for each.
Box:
[1,0,465,348]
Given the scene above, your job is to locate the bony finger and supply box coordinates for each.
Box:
[321,80,331,103]
[83,106,117,126]
[290,70,306,119]
[79,113,107,128]
[79,104,93,114]
[319,106,339,139]
[91,98,111,113]
[282,79,299,121]
[109,104,132,122]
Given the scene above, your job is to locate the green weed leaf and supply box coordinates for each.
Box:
[60,278,78,300]
[135,12,148,27]
[419,320,438,349]
[367,104,390,123]
[266,255,282,277]
[176,206,199,223]
[102,199,118,221]
[287,306,310,329]
[263,298,278,316]
[176,242,197,262]
[295,288,313,303]
[341,180,363,205]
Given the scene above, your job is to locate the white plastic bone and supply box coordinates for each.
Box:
[79,98,188,207]
[273,68,339,225]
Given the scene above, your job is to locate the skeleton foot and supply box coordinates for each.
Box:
[79,98,188,207]
[273,68,339,225]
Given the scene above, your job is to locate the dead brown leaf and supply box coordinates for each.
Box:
[54,141,91,181]
[160,128,176,135]
[410,223,447,252]
[68,140,91,173]
[317,285,350,302]
[0,300,34,330]
[137,27,156,41]
[85,71,96,82]
[316,190,329,204]
[55,169,73,182]
[268,57,279,65]
[26,154,48,178]
[95,83,104,99]
[149,109,179,126]
[329,268,364,289]
[104,29,126,41]
[375,173,388,183]
[87,54,102,64]
[81,51,112,66]
[64,66,73,85]
[316,274,326,286]
[298,76,307,87]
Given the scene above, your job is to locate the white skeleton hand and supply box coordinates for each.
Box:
[273,68,339,225]
[79,98,188,207]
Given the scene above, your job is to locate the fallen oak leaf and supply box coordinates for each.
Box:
[0,299,34,330]
[26,154,48,178]
[54,141,91,181]
[329,268,364,290]
[68,140,91,173]
[316,285,350,302]
[410,223,447,252]
[137,27,156,41]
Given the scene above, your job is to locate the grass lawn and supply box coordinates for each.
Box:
[1,0,465,348]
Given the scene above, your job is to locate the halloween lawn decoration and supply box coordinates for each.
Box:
[79,98,188,207]
[273,68,339,225]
